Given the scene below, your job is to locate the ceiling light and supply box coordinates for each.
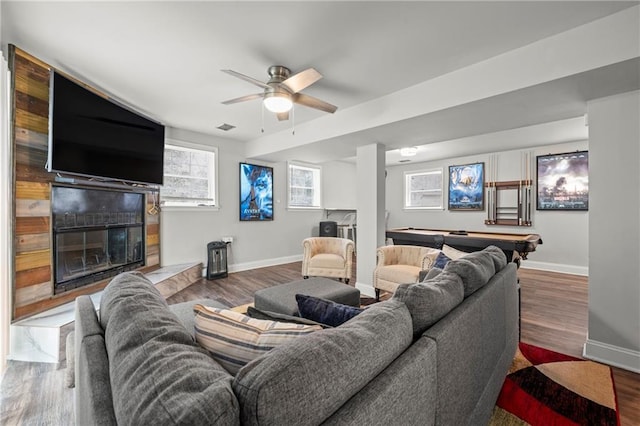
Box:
[399,147,418,157]
[263,92,293,113]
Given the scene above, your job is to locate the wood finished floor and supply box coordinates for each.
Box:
[0,263,638,425]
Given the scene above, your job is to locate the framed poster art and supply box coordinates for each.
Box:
[239,162,274,221]
[536,151,588,211]
[448,162,484,210]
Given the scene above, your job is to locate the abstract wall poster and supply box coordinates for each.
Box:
[536,151,588,210]
[239,162,274,221]
[448,162,484,210]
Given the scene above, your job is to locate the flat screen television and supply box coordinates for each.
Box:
[47,71,165,185]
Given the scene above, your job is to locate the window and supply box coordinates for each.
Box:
[161,142,217,207]
[288,162,321,209]
[404,168,443,209]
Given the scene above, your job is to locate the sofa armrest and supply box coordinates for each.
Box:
[74,296,117,425]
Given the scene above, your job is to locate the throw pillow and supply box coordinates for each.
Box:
[392,270,464,337]
[246,305,332,328]
[443,247,497,297]
[193,305,322,375]
[296,294,364,327]
[441,244,470,260]
[419,267,443,282]
[433,251,451,269]
[484,245,508,271]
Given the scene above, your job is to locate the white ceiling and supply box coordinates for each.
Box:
[2,1,639,165]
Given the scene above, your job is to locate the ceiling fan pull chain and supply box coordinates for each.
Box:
[261,102,265,133]
[292,104,295,135]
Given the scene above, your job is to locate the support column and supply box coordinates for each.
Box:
[355,143,386,297]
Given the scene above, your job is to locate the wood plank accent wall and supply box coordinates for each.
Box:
[9,45,161,320]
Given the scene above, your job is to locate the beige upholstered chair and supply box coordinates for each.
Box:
[373,245,441,300]
[302,237,354,283]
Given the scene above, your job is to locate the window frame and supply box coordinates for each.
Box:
[287,161,322,210]
[404,168,444,210]
[160,139,219,211]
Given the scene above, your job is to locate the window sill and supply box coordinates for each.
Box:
[160,205,220,212]
[287,206,323,211]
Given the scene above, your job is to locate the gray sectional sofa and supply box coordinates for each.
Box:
[74,246,519,425]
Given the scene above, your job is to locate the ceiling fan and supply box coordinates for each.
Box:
[221,66,338,121]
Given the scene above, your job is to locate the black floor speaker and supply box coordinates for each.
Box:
[319,221,338,237]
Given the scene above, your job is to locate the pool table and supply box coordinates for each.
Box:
[385,227,542,266]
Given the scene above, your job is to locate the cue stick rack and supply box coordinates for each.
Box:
[485,153,533,227]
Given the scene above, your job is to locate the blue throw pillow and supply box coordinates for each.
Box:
[295,294,364,327]
[433,251,451,269]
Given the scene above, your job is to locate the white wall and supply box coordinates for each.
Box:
[386,140,589,274]
[0,46,12,377]
[160,128,358,272]
[323,160,357,209]
[585,90,640,373]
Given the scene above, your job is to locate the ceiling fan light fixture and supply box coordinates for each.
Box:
[263,92,293,113]
[400,147,418,157]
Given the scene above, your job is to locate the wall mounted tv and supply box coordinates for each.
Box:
[47,71,165,185]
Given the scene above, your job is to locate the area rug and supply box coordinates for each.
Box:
[490,342,619,426]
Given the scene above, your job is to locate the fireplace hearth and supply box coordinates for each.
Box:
[52,186,146,294]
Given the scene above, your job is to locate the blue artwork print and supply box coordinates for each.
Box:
[240,163,273,221]
[448,163,484,210]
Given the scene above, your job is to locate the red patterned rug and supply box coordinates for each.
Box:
[490,342,619,425]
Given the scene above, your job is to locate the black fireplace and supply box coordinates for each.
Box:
[52,186,146,294]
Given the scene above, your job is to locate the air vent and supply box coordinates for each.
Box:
[398,159,411,163]
[216,123,236,131]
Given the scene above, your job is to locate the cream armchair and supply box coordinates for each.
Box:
[302,237,354,283]
[373,245,441,300]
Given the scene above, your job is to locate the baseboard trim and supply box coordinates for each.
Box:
[221,255,303,275]
[356,282,376,298]
[521,261,588,276]
[583,339,640,373]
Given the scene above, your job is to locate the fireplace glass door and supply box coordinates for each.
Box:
[52,186,146,293]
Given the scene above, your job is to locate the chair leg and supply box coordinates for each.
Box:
[375,288,380,302]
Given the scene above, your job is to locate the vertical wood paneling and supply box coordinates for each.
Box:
[10,46,162,319]
[15,233,50,253]
[16,199,50,217]
[15,217,49,235]
[15,266,51,289]
[15,250,51,272]
[15,282,52,307]
[15,181,50,199]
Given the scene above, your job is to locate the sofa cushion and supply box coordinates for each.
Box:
[99,272,240,426]
[392,270,465,337]
[194,305,322,375]
[376,264,421,284]
[232,300,413,425]
[442,244,470,260]
[295,294,364,327]
[309,253,345,268]
[444,247,499,297]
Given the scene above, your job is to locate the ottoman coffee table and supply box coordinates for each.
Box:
[254,277,361,316]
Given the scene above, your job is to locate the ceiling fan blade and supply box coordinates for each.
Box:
[276,111,289,121]
[221,69,270,90]
[281,68,322,93]
[221,93,264,105]
[293,93,337,114]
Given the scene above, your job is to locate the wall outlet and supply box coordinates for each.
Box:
[222,236,233,243]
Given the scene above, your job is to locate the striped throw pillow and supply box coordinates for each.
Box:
[193,305,322,374]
